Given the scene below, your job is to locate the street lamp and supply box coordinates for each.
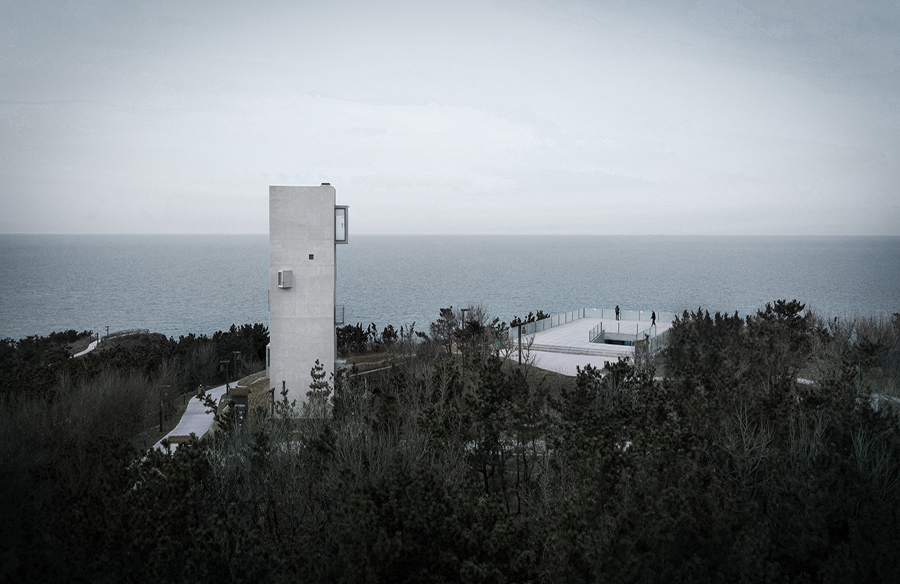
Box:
[233,351,242,381]
[220,360,230,391]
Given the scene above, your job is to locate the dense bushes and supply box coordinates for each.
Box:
[0,323,269,399]
[2,304,900,582]
[336,322,405,356]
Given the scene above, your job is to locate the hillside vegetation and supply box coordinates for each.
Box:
[2,302,899,583]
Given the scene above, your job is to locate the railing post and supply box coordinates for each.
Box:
[518,324,522,365]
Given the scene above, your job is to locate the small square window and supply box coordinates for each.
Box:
[309,254,314,260]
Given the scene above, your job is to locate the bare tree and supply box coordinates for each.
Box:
[716,402,774,499]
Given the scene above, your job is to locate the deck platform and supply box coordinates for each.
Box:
[512,315,671,377]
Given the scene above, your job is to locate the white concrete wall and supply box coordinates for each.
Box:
[269,185,336,405]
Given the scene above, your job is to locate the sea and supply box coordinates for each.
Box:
[0,234,898,341]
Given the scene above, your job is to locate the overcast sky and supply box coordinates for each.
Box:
[1,0,898,235]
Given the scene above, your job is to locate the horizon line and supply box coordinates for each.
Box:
[1,232,899,238]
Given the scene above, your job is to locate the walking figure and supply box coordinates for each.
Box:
[615,305,620,321]
[651,311,656,326]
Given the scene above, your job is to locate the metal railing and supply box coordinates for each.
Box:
[589,321,659,343]
[649,328,670,353]
[583,308,678,323]
[106,328,149,340]
[516,308,585,336]
[589,321,604,343]
[588,328,671,354]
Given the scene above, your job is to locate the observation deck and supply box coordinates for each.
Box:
[511,308,674,376]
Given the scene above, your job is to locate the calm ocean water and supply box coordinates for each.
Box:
[1,234,898,341]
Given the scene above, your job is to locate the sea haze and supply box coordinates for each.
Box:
[1,235,898,340]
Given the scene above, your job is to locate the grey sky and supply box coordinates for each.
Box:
[1,0,898,235]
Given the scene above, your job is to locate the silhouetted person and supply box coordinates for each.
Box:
[615,305,620,320]
[651,311,656,326]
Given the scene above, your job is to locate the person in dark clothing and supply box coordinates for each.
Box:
[615,305,620,320]
[651,311,656,326]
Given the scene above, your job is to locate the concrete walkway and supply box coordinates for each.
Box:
[527,350,619,376]
[514,316,672,377]
[152,381,230,452]
[72,339,100,358]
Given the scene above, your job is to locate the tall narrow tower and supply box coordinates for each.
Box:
[268,184,347,405]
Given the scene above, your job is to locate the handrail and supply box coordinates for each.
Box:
[583,308,678,323]
[589,321,604,343]
[516,308,585,336]
[590,321,660,343]
[649,328,670,354]
[106,328,149,339]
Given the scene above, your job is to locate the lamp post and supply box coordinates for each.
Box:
[233,351,242,381]
[220,360,230,392]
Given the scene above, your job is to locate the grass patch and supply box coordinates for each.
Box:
[343,352,393,365]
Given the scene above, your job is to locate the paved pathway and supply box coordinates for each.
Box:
[153,382,230,452]
[72,339,100,358]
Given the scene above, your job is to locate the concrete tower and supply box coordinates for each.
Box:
[268,185,347,405]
